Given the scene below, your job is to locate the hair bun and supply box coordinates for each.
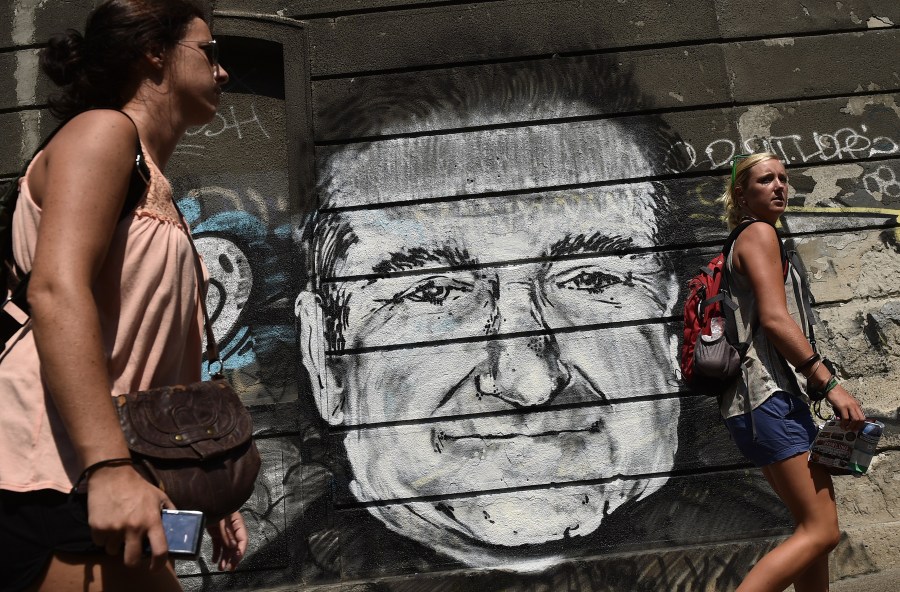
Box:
[40,29,86,86]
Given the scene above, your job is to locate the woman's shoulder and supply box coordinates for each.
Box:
[734,219,779,247]
[731,219,784,277]
[42,110,139,167]
[50,109,137,147]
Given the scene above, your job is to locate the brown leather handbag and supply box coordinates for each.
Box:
[115,205,261,521]
[115,376,260,521]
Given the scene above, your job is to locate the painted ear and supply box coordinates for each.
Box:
[296,291,345,425]
[661,269,679,316]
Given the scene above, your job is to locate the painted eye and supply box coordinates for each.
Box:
[556,270,628,294]
[383,277,473,306]
[406,279,455,304]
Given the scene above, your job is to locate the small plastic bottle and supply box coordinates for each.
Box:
[849,421,884,476]
[710,317,725,338]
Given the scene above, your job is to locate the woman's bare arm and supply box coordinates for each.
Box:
[27,110,172,568]
[734,222,864,426]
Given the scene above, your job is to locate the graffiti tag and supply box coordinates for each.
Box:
[185,102,271,141]
[667,126,899,173]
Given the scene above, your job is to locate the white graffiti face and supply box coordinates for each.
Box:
[194,235,253,345]
[310,124,681,562]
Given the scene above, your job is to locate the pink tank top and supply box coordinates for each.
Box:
[0,146,206,493]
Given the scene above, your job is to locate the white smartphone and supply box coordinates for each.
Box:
[161,509,205,558]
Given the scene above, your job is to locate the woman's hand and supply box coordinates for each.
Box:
[86,464,174,570]
[207,511,248,571]
[825,384,866,431]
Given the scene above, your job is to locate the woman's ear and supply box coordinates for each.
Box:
[296,291,345,425]
[144,45,165,70]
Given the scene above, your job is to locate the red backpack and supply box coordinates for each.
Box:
[680,220,787,395]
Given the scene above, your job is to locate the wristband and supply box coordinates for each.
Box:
[803,359,822,380]
[809,375,839,402]
[795,353,820,374]
[71,457,134,493]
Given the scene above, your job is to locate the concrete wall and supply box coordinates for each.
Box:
[2,1,898,590]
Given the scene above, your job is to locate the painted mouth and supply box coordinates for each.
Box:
[431,420,603,453]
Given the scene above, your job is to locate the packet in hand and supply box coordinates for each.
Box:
[808,419,884,477]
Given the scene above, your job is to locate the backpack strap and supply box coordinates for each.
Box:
[777,246,821,400]
[785,248,818,351]
[721,219,788,281]
[1,112,149,345]
[718,218,789,356]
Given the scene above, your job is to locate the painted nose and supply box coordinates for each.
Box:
[476,279,570,406]
[477,337,570,407]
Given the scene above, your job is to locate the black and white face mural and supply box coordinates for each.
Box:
[292,60,693,567]
[159,19,898,589]
[297,185,679,564]
[5,3,898,588]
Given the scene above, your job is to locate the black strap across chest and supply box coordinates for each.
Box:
[1,112,149,345]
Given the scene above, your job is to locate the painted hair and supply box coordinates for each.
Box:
[297,62,685,351]
[40,0,206,120]
[719,152,780,229]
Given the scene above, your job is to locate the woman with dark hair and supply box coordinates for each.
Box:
[719,152,865,591]
[0,1,245,590]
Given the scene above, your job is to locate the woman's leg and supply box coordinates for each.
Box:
[762,464,832,592]
[31,553,183,592]
[792,554,830,592]
[737,454,839,592]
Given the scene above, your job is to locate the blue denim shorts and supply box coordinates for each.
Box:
[724,391,818,467]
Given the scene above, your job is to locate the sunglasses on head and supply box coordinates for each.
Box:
[730,153,752,189]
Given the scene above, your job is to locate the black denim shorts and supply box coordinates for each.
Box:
[0,489,102,592]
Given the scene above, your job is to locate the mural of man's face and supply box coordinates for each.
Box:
[298,123,680,565]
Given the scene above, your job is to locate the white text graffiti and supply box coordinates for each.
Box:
[668,126,899,172]
[864,166,900,199]
[185,103,271,141]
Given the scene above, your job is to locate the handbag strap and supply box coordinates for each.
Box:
[170,199,221,376]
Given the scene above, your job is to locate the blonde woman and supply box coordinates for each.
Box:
[719,152,865,591]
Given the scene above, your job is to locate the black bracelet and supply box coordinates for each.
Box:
[795,353,820,374]
[71,457,134,492]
